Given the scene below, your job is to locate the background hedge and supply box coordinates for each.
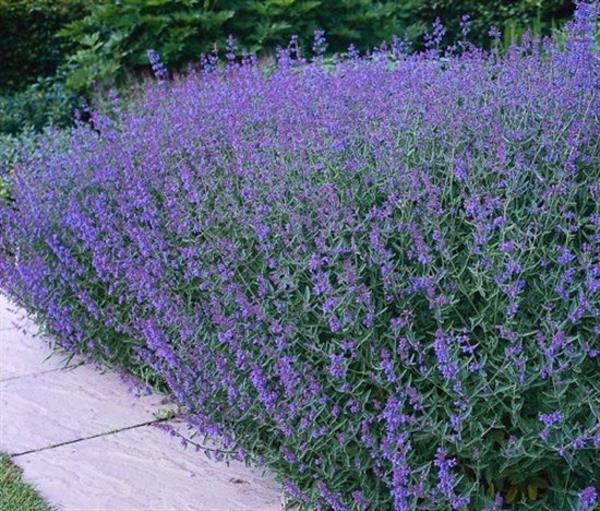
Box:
[1,0,576,95]
[0,0,89,91]
[0,0,577,136]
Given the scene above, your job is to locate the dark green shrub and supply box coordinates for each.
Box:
[56,0,577,95]
[0,0,89,91]
[218,0,424,55]
[57,0,237,93]
[0,77,78,135]
[57,0,420,92]
[416,0,575,48]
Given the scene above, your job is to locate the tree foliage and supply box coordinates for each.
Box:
[0,0,89,91]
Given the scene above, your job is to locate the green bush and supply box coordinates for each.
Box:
[0,0,89,91]
[56,0,576,94]
[56,0,423,92]
[1,0,576,95]
[0,77,78,135]
[416,0,575,48]
[0,129,33,202]
[56,0,236,93]
[219,0,425,55]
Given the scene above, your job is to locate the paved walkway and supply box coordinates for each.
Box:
[0,294,282,510]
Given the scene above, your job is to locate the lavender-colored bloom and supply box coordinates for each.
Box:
[579,487,597,511]
[539,410,564,427]
[351,490,369,510]
[459,14,472,38]
[147,49,167,80]
[328,353,347,380]
[312,29,327,58]
[539,410,564,440]
[225,34,237,63]
[488,26,501,41]
[434,329,461,392]
[557,247,575,265]
[380,348,396,383]
[434,449,469,509]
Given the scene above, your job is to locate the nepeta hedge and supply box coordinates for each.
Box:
[1,3,599,510]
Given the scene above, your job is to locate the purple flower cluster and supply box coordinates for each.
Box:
[580,487,598,511]
[434,449,469,509]
[539,410,564,441]
[147,48,168,81]
[1,3,598,509]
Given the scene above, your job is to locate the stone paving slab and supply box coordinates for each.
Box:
[0,293,31,331]
[15,423,282,511]
[0,364,171,455]
[0,327,75,381]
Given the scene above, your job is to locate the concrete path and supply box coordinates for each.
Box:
[0,294,282,510]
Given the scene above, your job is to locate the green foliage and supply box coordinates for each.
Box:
[0,0,89,91]
[0,77,77,135]
[56,0,423,91]
[0,178,9,204]
[219,0,424,54]
[417,0,574,48]
[1,131,29,204]
[55,0,576,95]
[57,0,236,92]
